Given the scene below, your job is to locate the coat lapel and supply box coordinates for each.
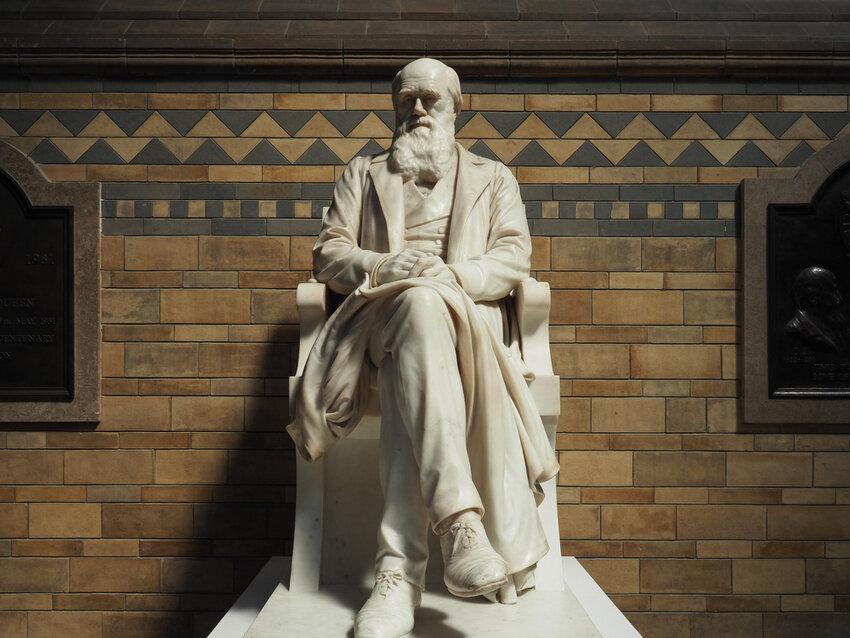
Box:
[368,153,404,252]
[447,144,491,262]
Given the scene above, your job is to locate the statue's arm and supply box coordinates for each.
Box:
[313,156,384,295]
[448,162,532,302]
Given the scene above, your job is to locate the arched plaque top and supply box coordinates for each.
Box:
[0,140,100,423]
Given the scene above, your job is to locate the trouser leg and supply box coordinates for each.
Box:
[370,287,484,586]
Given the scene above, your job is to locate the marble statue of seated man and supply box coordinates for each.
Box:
[287,57,560,638]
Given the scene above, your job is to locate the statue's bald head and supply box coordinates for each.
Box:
[392,58,462,116]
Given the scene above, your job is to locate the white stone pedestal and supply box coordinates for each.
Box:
[208,557,642,638]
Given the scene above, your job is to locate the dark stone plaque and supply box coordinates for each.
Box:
[0,169,72,400]
[768,161,850,398]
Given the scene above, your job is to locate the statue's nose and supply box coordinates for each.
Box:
[413,98,427,116]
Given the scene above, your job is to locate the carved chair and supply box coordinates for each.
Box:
[288,271,561,594]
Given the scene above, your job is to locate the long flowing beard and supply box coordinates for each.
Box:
[389,118,456,183]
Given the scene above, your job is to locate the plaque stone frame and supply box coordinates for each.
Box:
[0,141,100,423]
[742,135,850,427]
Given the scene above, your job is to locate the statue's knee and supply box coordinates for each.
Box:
[392,287,452,335]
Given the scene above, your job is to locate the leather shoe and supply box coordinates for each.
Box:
[441,513,508,598]
[354,570,420,638]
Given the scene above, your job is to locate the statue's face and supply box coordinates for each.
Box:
[393,62,455,135]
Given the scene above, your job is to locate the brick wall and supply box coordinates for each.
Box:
[0,76,848,637]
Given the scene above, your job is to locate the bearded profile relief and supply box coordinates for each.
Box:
[784,266,847,353]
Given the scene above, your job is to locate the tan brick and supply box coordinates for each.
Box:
[0,559,68,592]
[642,238,715,272]
[697,541,753,558]
[100,396,171,432]
[781,594,833,612]
[5,432,45,449]
[559,540,622,558]
[0,505,27,538]
[12,540,83,557]
[552,344,630,379]
[715,237,737,271]
[124,343,198,378]
[199,236,289,270]
[0,451,63,484]
[631,345,722,379]
[635,452,725,486]
[579,559,639,594]
[102,289,159,323]
[663,273,736,291]
[102,325,173,342]
[678,505,766,539]
[14,486,86,502]
[602,505,675,540]
[105,610,193,637]
[707,398,738,432]
[124,237,197,271]
[608,272,664,289]
[592,290,682,325]
[110,271,182,288]
[53,593,125,610]
[101,236,124,270]
[29,504,101,538]
[769,505,850,540]
[575,326,646,343]
[815,453,850,487]
[559,451,633,486]
[0,612,25,637]
[627,612,690,637]
[641,559,730,593]
[666,398,706,433]
[655,488,708,504]
[781,488,834,505]
[0,594,52,610]
[121,432,193,452]
[779,95,847,112]
[263,165,335,182]
[141,487,213,503]
[693,613,763,637]
[559,397,591,432]
[552,237,641,271]
[46,432,119,449]
[29,611,101,638]
[275,92,344,109]
[154,450,228,485]
[707,594,780,612]
[101,342,124,378]
[64,450,153,484]
[684,291,737,326]
[138,379,209,396]
[160,289,250,324]
[684,434,753,451]
[174,325,228,341]
[525,94,596,111]
[289,236,315,271]
[171,396,244,432]
[549,290,591,325]
[582,488,654,504]
[806,559,850,594]
[651,94,722,111]
[70,558,160,593]
[591,397,665,432]
[572,380,642,397]
[732,559,805,594]
[611,434,682,451]
[102,504,193,539]
[755,542,823,558]
[598,94,650,111]
[86,486,140,503]
[82,540,138,557]
[728,453,812,487]
[557,505,600,539]
[198,343,286,379]
[161,557,234,593]
[539,272,609,289]
[250,289,298,324]
[182,271,238,288]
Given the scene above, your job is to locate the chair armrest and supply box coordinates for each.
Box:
[295,281,327,376]
[514,277,555,377]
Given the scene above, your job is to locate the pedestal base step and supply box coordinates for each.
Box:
[209,557,642,638]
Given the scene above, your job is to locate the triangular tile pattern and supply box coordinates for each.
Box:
[671,114,719,140]
[215,138,264,164]
[644,112,692,138]
[482,139,528,164]
[808,113,850,138]
[726,141,774,166]
[324,138,371,164]
[617,114,665,140]
[295,113,343,138]
[754,140,802,165]
[52,110,99,135]
[468,140,500,162]
[509,114,557,139]
[453,112,476,133]
[80,112,127,137]
[242,112,289,138]
[671,141,721,167]
[76,138,125,164]
[0,110,43,135]
[187,112,233,137]
[323,111,370,136]
[131,139,181,164]
[134,112,181,137]
[239,139,291,165]
[269,110,317,136]
[563,114,611,139]
[349,112,394,138]
[51,137,97,162]
[645,140,692,165]
[107,110,155,136]
[537,139,584,165]
[158,138,206,163]
[214,110,264,136]
[356,139,386,158]
[296,140,344,165]
[26,112,72,137]
[700,112,748,138]
[564,141,613,167]
[781,141,816,167]
[510,141,559,166]
[781,114,829,140]
[592,140,638,165]
[105,138,153,163]
[159,110,208,136]
[482,112,529,137]
[727,114,774,140]
[536,112,584,137]
[456,113,502,139]
[270,138,318,163]
[617,140,666,166]
[754,112,801,138]
[589,112,637,137]
[375,111,396,131]
[185,139,235,165]
[29,139,70,164]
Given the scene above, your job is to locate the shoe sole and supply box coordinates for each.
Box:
[445,574,508,598]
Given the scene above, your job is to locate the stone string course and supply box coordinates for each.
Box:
[0,77,848,638]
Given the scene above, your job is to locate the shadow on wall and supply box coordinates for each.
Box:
[169,329,298,637]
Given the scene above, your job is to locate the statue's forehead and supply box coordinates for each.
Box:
[397,60,446,92]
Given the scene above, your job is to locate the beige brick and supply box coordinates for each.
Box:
[552,344,630,379]
[727,453,812,487]
[101,342,124,378]
[582,488,654,504]
[125,343,198,378]
[663,273,736,291]
[707,398,738,432]
[13,540,83,557]
[173,325,228,342]
[692,613,763,637]
[779,95,847,112]
[275,92,344,109]
[199,236,289,270]
[684,291,737,326]
[634,452,725,486]
[559,397,591,432]
[125,237,197,271]
[572,380,642,397]
[782,488,834,505]
[0,451,63,484]
[559,451,633,486]
[708,488,780,507]
[64,450,153,484]
[579,559,640,594]
[198,343,289,378]
[102,289,159,323]
[5,432,45,449]
[0,612,25,637]
[781,594,833,612]
[0,594,52,610]
[251,289,298,324]
[575,327,646,343]
[102,325,173,342]
[0,558,68,592]
[86,486,140,503]
[608,272,664,289]
[560,540,622,558]
[82,540,138,557]
[552,237,641,271]
[29,611,101,638]
[102,504,193,539]
[602,505,675,539]
[733,559,805,593]
[101,236,124,270]
[815,453,850,487]
[229,325,269,342]
[592,290,682,325]
[598,94,650,111]
[678,505,766,539]
[160,289,250,324]
[642,238,715,272]
[29,504,101,538]
[683,434,753,452]
[155,450,228,486]
[525,94,596,111]
[651,595,706,612]
[697,541,753,558]
[715,237,737,271]
[289,236,314,270]
[0,505,27,537]
[264,165,334,183]
[806,559,850,593]
[631,345,722,379]
[611,434,682,451]
[70,558,160,592]
[14,486,86,502]
[141,487,212,503]
[707,594,780,612]
[590,167,642,184]
[557,505,600,539]
[666,398,706,433]
[138,379,209,396]
[627,612,690,637]
[768,506,850,540]
[539,272,609,289]
[591,397,665,432]
[182,271,238,288]
[641,559,731,593]
[651,94,722,111]
[655,488,708,504]
[550,290,592,325]
[172,397,244,432]
[100,396,171,431]
[52,593,125,610]
[691,380,738,397]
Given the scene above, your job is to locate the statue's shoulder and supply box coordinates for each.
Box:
[345,150,390,174]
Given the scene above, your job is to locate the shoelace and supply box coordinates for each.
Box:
[449,520,481,550]
[375,570,404,597]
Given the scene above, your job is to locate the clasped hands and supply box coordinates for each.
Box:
[373,248,456,286]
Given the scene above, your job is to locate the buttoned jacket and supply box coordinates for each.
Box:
[313,144,531,303]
